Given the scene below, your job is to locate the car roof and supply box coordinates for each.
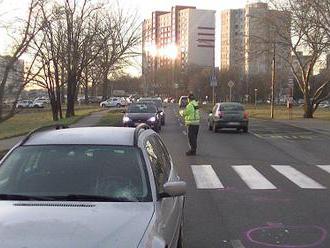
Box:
[23,127,136,146]
[218,102,243,106]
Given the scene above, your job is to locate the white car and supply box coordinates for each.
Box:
[32,99,48,108]
[16,100,33,108]
[99,97,127,108]
[0,124,185,248]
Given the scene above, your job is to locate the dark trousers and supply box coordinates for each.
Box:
[187,125,199,152]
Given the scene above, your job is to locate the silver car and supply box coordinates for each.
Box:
[0,124,186,248]
[208,102,249,133]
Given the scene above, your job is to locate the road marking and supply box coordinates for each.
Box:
[232,165,277,190]
[317,165,330,174]
[182,131,187,136]
[271,165,326,189]
[191,165,224,189]
[231,240,246,248]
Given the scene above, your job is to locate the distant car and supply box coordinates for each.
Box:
[32,99,47,108]
[138,97,166,125]
[0,124,186,248]
[319,101,330,108]
[208,102,249,133]
[123,102,162,132]
[99,97,126,108]
[179,96,188,108]
[16,100,33,108]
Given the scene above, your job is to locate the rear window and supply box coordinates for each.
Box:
[220,104,244,111]
[128,103,157,113]
[0,145,152,202]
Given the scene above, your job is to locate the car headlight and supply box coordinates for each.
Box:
[148,116,156,122]
[123,116,131,122]
[160,111,164,116]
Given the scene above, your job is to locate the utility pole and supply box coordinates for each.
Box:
[271,43,276,119]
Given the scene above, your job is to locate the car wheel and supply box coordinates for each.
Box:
[243,127,248,133]
[116,103,121,108]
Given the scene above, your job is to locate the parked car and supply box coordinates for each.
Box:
[0,124,186,248]
[179,96,188,108]
[99,97,127,108]
[16,100,33,108]
[208,102,249,133]
[123,102,162,132]
[319,100,330,108]
[138,97,166,125]
[32,99,47,108]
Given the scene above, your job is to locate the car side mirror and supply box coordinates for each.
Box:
[161,181,186,197]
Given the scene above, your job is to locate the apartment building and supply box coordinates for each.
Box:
[220,2,291,80]
[0,56,24,101]
[142,6,215,79]
[220,9,245,75]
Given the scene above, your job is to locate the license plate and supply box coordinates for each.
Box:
[227,122,239,125]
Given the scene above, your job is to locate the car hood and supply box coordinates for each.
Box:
[126,113,156,119]
[0,201,154,248]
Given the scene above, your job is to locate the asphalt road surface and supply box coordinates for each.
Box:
[161,104,330,248]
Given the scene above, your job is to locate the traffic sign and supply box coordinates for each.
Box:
[228,80,235,88]
[210,75,217,87]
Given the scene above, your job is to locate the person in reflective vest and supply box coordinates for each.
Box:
[181,93,200,156]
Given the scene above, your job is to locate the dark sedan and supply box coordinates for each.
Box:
[123,103,161,132]
[138,97,166,125]
[208,102,249,133]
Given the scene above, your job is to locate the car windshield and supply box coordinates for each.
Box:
[0,145,152,202]
[220,104,244,111]
[128,103,157,113]
[140,99,162,108]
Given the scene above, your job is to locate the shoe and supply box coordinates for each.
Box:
[186,150,196,156]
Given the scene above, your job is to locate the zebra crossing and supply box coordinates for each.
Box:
[191,164,330,190]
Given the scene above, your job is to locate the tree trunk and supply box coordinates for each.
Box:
[84,84,89,104]
[303,87,313,118]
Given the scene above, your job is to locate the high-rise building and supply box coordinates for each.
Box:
[220,9,245,75]
[142,6,215,87]
[0,56,24,101]
[220,2,291,80]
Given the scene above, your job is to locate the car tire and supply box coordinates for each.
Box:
[243,127,248,133]
[212,123,218,133]
[116,103,121,108]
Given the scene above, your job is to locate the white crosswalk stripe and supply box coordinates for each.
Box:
[317,165,330,174]
[233,165,277,190]
[190,164,330,191]
[271,165,326,189]
[191,165,224,189]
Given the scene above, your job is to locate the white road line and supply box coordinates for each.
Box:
[272,165,326,189]
[182,131,187,136]
[231,240,246,248]
[317,165,330,174]
[232,165,277,190]
[191,165,224,189]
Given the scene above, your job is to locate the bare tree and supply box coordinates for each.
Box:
[0,0,44,122]
[269,0,330,118]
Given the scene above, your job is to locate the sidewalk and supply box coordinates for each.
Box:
[0,110,109,152]
[275,119,330,135]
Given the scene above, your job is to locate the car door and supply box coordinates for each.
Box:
[145,135,181,247]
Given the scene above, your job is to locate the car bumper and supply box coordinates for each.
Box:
[123,121,159,129]
[214,120,248,128]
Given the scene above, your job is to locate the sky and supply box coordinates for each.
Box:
[0,0,251,75]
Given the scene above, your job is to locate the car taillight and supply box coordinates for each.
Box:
[218,111,224,118]
[244,111,249,119]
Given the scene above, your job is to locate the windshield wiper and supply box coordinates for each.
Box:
[0,194,55,201]
[50,194,137,202]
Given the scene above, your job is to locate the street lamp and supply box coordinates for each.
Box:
[254,88,258,109]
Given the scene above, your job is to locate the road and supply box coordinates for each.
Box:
[161,104,330,248]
